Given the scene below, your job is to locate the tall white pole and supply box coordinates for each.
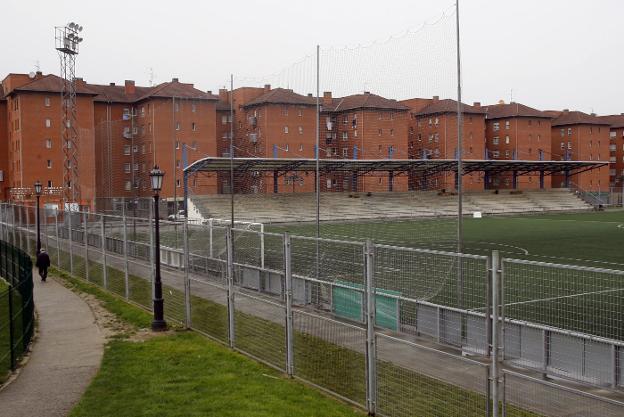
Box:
[315,45,320,239]
[230,74,235,228]
[455,0,464,309]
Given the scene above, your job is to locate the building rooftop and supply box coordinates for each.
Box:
[243,87,316,108]
[325,92,409,112]
[598,114,624,129]
[485,102,551,120]
[548,110,611,127]
[409,98,486,116]
[8,74,98,96]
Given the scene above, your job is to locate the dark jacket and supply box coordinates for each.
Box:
[36,252,51,269]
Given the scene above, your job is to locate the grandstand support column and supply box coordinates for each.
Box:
[364,239,377,416]
[512,171,518,189]
[388,172,394,192]
[540,171,545,189]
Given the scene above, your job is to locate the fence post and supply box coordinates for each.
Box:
[260,223,265,269]
[364,239,377,416]
[11,206,16,248]
[183,218,192,329]
[25,206,32,255]
[83,211,90,281]
[17,205,23,251]
[68,206,74,275]
[226,226,236,348]
[100,214,108,289]
[8,286,16,371]
[283,233,294,377]
[208,218,213,258]
[122,206,130,300]
[43,208,49,257]
[150,203,155,300]
[54,211,60,268]
[491,250,501,417]
[0,204,4,241]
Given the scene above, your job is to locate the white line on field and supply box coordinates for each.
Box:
[475,241,529,255]
[499,287,624,308]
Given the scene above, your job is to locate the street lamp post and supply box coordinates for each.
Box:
[34,180,42,254]
[150,166,167,331]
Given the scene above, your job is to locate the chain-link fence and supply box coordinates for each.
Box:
[3,201,624,416]
[0,239,35,380]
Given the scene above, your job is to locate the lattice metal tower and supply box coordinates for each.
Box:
[55,22,84,208]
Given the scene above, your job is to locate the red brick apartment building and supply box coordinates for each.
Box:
[599,114,624,187]
[1,72,97,208]
[0,72,217,210]
[401,96,486,191]
[320,92,410,192]
[0,98,9,199]
[483,101,552,189]
[547,110,610,191]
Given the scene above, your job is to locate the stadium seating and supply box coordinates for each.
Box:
[190,188,592,224]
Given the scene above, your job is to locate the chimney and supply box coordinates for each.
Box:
[591,112,597,117]
[75,77,86,88]
[364,91,370,95]
[109,82,116,86]
[124,80,136,95]
[219,88,228,101]
[207,90,212,95]
[432,95,439,101]
[264,84,271,93]
[172,77,179,82]
[307,93,313,97]
[35,71,43,78]
[473,102,481,108]
[563,108,569,112]
[498,99,505,105]
[323,91,332,106]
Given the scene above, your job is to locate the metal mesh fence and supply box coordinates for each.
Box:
[502,258,624,387]
[293,310,367,407]
[376,334,489,417]
[2,202,623,416]
[503,370,624,417]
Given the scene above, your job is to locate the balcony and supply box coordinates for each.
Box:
[610,144,617,151]
[248,116,257,128]
[249,133,258,143]
[123,130,132,139]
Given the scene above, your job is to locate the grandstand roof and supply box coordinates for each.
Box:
[185,157,607,177]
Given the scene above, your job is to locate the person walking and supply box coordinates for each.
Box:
[36,248,51,282]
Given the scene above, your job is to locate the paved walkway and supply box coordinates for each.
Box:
[0,272,105,417]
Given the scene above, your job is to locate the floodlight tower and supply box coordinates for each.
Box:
[55,22,84,209]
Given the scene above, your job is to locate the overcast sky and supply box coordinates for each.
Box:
[2,0,622,115]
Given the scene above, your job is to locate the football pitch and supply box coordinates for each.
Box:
[267,209,624,268]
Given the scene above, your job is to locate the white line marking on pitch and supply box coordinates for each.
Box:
[475,241,529,255]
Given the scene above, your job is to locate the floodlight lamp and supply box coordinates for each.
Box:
[78,26,83,32]
[68,22,75,29]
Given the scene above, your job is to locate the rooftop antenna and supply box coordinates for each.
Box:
[148,67,155,86]
[35,60,41,72]
[510,88,513,103]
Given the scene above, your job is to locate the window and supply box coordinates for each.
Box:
[45,139,52,149]
[176,160,181,168]
[133,145,139,153]
[281,106,288,116]
[492,137,499,145]
[45,119,51,128]
[342,132,348,140]
[298,126,303,135]
[428,118,433,126]
[528,119,532,126]
[378,129,382,136]
[560,142,565,150]
[537,134,541,142]
[354,130,358,138]
[176,179,181,187]
[560,129,565,137]
[222,115,228,125]
[176,141,180,149]
[505,135,510,144]
[343,115,348,124]
[493,122,500,131]
[140,106,146,117]
[175,102,180,112]
[434,117,439,126]
[342,148,348,157]
[284,144,289,152]
[299,144,304,152]
[47,180,52,188]
[176,122,180,131]
[124,145,131,155]
[192,122,197,131]
[433,133,439,143]
[492,150,500,158]
[44,97,51,107]
[568,128,572,136]
[125,181,132,191]
[298,108,303,117]
[568,142,572,150]
[428,134,433,143]
[505,150,510,158]
[505,120,510,129]
[191,103,196,113]
[390,129,394,136]
[284,126,289,134]
[124,163,131,173]
[47,160,52,168]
